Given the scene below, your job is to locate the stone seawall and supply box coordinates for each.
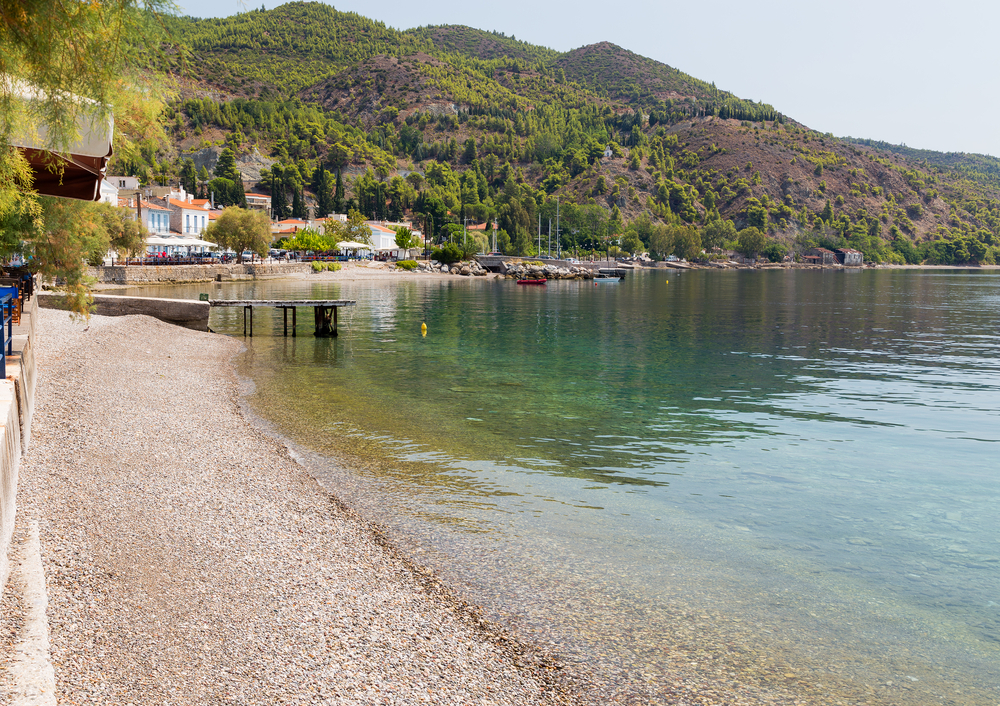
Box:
[88,262,311,284]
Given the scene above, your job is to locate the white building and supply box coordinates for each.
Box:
[99,179,118,205]
[367,222,398,251]
[165,195,212,235]
[141,201,171,235]
[245,193,272,213]
[118,197,171,235]
[107,175,140,191]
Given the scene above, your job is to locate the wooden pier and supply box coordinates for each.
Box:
[209,299,357,337]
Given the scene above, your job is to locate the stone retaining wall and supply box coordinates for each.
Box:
[88,262,311,284]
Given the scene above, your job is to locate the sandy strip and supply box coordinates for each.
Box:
[2,308,575,705]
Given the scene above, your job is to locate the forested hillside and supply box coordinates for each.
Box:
[127,1,1000,265]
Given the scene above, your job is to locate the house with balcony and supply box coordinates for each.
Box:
[118,197,171,235]
[143,201,172,235]
[245,193,272,214]
[163,195,212,235]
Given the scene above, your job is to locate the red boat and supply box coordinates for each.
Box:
[516,279,547,285]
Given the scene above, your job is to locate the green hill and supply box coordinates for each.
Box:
[129,1,1000,266]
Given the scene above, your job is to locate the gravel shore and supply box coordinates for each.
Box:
[1,308,575,705]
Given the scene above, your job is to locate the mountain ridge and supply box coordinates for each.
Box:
[139,1,1000,266]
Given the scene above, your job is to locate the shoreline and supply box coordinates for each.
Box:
[2,308,579,704]
[89,259,1000,292]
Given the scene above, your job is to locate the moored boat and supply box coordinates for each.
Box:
[516,278,547,285]
[593,273,623,283]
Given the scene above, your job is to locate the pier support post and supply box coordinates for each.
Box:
[278,306,299,337]
[243,305,254,337]
[313,305,340,337]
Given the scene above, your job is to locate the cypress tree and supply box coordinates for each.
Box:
[333,170,345,214]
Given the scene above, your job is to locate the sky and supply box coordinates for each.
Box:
[178,0,1000,158]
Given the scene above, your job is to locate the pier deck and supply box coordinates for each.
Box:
[209,299,356,337]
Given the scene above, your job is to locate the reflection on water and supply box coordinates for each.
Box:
[125,270,1000,703]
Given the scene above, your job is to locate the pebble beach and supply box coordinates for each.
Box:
[0,307,578,705]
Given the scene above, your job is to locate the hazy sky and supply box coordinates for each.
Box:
[179,0,999,158]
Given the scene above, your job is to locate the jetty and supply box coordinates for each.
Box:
[209,299,357,337]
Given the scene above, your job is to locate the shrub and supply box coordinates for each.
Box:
[762,241,788,263]
[395,260,418,270]
[311,261,324,272]
[432,242,463,264]
[326,262,341,271]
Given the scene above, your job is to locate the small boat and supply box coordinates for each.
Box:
[593,274,623,283]
[516,278,547,285]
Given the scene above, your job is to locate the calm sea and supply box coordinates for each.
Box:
[128,269,1000,704]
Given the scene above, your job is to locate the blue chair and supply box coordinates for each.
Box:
[0,286,20,325]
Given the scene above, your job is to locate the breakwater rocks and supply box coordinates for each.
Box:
[414,260,596,280]
[500,262,597,280]
[415,260,490,276]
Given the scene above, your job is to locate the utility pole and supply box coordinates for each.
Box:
[556,197,560,259]
[548,218,552,256]
[537,213,541,256]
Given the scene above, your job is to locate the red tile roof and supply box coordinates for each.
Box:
[167,198,211,210]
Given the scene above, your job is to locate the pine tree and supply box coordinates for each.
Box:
[291,188,307,219]
[215,148,239,180]
[271,165,288,220]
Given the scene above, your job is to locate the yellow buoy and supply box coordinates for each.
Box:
[421,322,427,337]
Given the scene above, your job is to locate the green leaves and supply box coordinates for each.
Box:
[205,207,271,259]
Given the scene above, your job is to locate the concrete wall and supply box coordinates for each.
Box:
[87,262,311,284]
[0,292,31,601]
[10,332,36,453]
[38,292,211,332]
[0,379,21,599]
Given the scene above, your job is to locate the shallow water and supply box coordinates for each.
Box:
[128,270,1000,703]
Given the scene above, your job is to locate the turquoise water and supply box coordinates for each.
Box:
[131,270,1000,703]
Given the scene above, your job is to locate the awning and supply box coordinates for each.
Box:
[337,241,371,250]
[176,238,219,249]
[146,236,218,248]
[6,79,114,202]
